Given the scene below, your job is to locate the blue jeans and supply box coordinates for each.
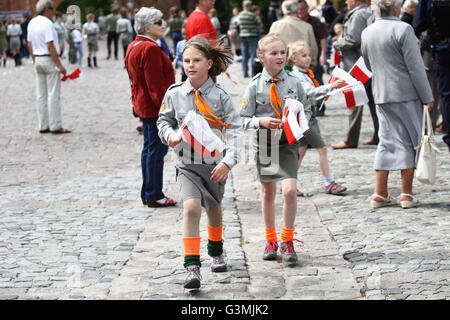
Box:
[74,42,83,67]
[241,36,258,77]
[141,118,168,202]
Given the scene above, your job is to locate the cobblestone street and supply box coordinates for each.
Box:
[0,40,449,300]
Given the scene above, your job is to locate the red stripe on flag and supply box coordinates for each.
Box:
[350,65,369,84]
[283,111,297,145]
[182,126,219,158]
[343,89,357,109]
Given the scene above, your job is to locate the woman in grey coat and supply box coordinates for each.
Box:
[361,0,433,209]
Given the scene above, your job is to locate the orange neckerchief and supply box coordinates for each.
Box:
[306,69,320,87]
[191,89,230,128]
[268,78,283,119]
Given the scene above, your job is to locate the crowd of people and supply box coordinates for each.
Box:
[16,0,450,291]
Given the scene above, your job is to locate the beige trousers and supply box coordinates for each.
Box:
[35,56,62,131]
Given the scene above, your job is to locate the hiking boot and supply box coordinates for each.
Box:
[263,241,279,261]
[210,254,227,273]
[280,240,300,266]
[184,265,201,289]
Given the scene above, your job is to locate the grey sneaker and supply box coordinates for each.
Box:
[184,265,202,289]
[210,254,227,272]
[280,240,300,266]
[263,241,279,260]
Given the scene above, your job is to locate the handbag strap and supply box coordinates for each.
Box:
[417,105,442,153]
[421,105,433,137]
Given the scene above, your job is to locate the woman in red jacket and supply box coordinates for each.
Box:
[125,7,176,207]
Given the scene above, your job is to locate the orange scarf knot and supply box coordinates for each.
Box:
[268,78,283,119]
[306,69,320,87]
[191,89,230,128]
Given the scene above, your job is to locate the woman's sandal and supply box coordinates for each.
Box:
[147,197,177,208]
[399,193,420,209]
[370,194,395,208]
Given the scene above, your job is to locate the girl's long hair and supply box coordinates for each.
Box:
[183,35,233,77]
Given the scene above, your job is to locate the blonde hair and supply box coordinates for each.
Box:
[183,36,233,77]
[86,13,95,21]
[287,40,311,67]
[256,34,287,61]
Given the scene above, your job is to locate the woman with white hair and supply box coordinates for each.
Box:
[124,7,176,208]
[361,0,433,209]
[400,0,418,25]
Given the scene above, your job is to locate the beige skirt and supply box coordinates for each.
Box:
[255,129,299,182]
[177,164,225,208]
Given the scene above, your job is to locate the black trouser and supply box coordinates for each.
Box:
[435,47,450,151]
[107,31,119,59]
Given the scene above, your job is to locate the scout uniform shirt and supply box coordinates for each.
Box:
[240,68,312,132]
[240,68,312,181]
[157,77,243,169]
[291,65,333,106]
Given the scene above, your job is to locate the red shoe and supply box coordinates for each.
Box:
[324,181,347,195]
[146,197,177,207]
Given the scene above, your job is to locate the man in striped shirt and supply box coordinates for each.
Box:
[238,0,262,78]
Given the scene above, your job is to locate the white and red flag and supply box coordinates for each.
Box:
[349,57,372,84]
[328,48,341,67]
[283,98,309,145]
[178,111,226,158]
[343,83,369,109]
[328,66,358,87]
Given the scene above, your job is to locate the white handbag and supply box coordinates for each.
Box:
[415,106,441,184]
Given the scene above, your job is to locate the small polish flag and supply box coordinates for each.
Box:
[179,111,226,158]
[349,57,372,84]
[328,48,341,67]
[328,66,358,87]
[343,83,369,109]
[283,98,310,145]
[61,68,81,81]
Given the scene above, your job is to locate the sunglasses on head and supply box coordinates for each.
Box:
[154,20,163,26]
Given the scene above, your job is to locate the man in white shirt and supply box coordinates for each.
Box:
[27,0,71,134]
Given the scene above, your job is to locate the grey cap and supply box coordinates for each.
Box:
[243,0,253,7]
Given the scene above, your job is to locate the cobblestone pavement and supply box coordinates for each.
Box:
[0,40,449,300]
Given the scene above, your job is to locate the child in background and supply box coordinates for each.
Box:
[174,24,187,82]
[157,36,243,290]
[288,40,347,196]
[240,34,311,266]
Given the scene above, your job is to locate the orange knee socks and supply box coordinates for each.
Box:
[183,236,201,256]
[208,225,223,257]
[265,227,278,243]
[207,225,223,242]
[281,226,295,242]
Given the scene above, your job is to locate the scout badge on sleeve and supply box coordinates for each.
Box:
[176,111,226,158]
[282,98,310,145]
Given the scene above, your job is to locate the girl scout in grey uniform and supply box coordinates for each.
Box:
[82,14,100,68]
[240,34,311,266]
[157,37,243,290]
[288,40,348,196]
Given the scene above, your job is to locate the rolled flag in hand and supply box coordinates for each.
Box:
[349,57,372,84]
[328,66,358,87]
[61,68,81,81]
[179,111,226,158]
[328,48,341,67]
[283,98,310,145]
[343,83,369,109]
